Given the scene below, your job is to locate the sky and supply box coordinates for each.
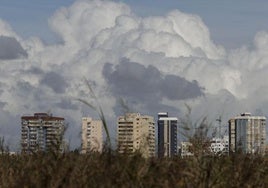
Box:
[1,0,268,150]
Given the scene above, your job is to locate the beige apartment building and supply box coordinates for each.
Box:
[81,117,103,153]
[117,113,155,158]
[21,113,65,153]
[229,112,266,154]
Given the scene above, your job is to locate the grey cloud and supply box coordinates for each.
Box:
[161,76,203,100]
[103,58,203,102]
[26,67,44,75]
[56,98,79,110]
[0,109,21,151]
[112,97,180,118]
[15,81,37,109]
[40,72,68,94]
[16,81,36,97]
[0,36,27,60]
[103,61,160,101]
[0,101,6,108]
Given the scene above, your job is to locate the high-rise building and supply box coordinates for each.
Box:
[228,112,266,154]
[117,113,155,158]
[157,112,178,157]
[81,117,103,153]
[21,113,65,153]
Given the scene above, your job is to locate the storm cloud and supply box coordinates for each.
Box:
[103,59,203,102]
[0,36,27,60]
[40,72,68,94]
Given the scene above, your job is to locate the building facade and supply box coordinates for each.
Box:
[117,113,155,158]
[210,136,229,155]
[228,113,266,154]
[180,142,194,158]
[157,112,178,157]
[81,117,103,153]
[21,113,65,153]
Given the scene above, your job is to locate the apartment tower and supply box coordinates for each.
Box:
[81,117,103,153]
[158,112,178,157]
[117,113,155,158]
[21,113,65,153]
[228,112,266,154]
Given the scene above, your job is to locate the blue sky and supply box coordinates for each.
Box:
[1,0,268,47]
[0,0,74,43]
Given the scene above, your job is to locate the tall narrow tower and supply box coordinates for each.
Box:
[157,112,178,157]
[81,117,103,153]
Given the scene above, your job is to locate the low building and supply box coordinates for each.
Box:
[210,136,229,155]
[180,142,193,158]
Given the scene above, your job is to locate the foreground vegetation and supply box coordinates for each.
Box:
[0,150,267,187]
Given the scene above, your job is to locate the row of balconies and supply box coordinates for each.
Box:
[118,133,133,136]
[118,129,133,132]
[118,125,133,128]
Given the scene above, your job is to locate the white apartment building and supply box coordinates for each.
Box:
[210,136,229,155]
[229,113,266,154]
[117,113,155,158]
[81,117,103,153]
[21,113,65,153]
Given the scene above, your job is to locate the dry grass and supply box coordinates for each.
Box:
[0,150,267,187]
